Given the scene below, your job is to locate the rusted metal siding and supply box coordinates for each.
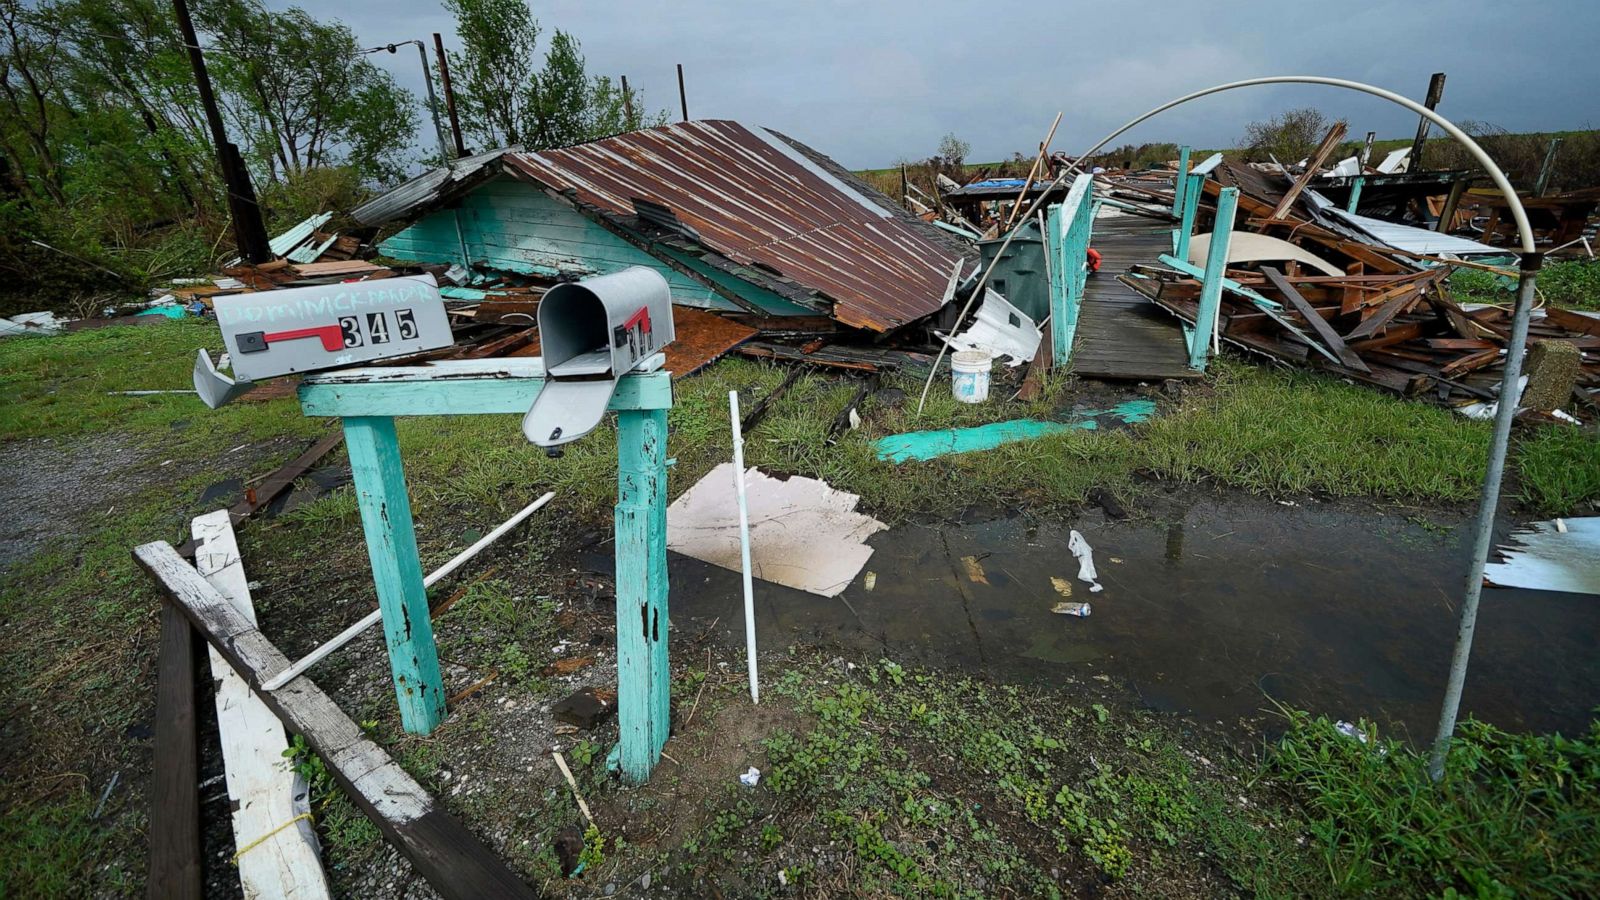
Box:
[502,121,968,332]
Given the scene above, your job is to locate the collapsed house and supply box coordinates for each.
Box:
[353,120,978,335]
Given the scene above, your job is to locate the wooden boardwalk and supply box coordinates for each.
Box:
[1070,214,1199,380]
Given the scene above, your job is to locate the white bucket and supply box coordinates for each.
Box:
[951,351,992,403]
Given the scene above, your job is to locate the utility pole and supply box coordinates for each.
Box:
[366,42,450,164]
[171,0,272,263]
[433,33,466,158]
[621,75,635,130]
[1407,72,1446,172]
[677,63,688,122]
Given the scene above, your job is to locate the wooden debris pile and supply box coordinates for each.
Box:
[1123,160,1600,413]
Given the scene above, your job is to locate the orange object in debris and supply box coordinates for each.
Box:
[1086,247,1103,273]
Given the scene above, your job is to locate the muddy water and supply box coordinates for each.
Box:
[667,495,1600,741]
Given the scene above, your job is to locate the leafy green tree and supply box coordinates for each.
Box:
[443,0,540,147]
[197,1,416,184]
[442,0,656,152]
[1242,108,1333,165]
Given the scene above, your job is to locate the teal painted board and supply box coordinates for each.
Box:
[342,416,446,735]
[1189,187,1238,371]
[1346,176,1365,214]
[1174,171,1204,262]
[1047,173,1095,366]
[1172,145,1191,217]
[1046,203,1066,360]
[874,401,1157,462]
[613,408,670,783]
[299,369,673,418]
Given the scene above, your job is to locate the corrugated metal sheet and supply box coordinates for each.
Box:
[1305,190,1506,258]
[501,121,969,332]
[350,147,516,226]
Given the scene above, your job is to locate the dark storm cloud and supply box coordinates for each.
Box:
[283,0,1596,170]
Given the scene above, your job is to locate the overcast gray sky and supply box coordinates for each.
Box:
[311,0,1597,170]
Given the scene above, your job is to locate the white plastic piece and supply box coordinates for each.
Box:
[1068,530,1103,593]
[729,391,760,705]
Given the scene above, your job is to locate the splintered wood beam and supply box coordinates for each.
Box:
[133,542,537,900]
[1261,267,1370,372]
[1439,347,1505,378]
[739,366,805,435]
[149,604,201,900]
[1270,121,1349,220]
[1345,288,1423,341]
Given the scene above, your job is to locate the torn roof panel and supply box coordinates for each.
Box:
[350,146,517,227]
[501,121,971,332]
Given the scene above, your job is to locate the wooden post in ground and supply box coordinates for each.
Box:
[613,407,671,782]
[343,416,446,735]
[149,604,201,900]
[1189,187,1239,371]
[1408,72,1447,171]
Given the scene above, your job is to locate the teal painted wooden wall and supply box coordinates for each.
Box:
[380,176,810,316]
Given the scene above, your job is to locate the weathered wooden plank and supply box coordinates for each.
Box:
[1262,267,1371,373]
[342,417,446,735]
[133,542,537,900]
[174,431,344,559]
[193,511,331,900]
[149,603,202,900]
[1269,122,1348,220]
[299,367,673,418]
[1190,187,1238,370]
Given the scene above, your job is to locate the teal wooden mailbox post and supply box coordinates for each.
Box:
[297,358,673,782]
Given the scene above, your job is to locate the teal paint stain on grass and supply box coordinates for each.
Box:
[874,400,1157,463]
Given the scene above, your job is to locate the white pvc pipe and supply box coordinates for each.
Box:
[261,491,556,690]
[728,391,759,704]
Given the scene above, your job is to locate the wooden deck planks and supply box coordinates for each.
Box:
[149,603,202,900]
[1070,216,1198,380]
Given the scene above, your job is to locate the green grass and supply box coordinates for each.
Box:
[0,319,324,446]
[706,659,1322,896]
[1269,710,1600,897]
[1451,259,1600,311]
[0,320,1595,894]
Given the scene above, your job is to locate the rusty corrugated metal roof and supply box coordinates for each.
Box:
[500,121,969,332]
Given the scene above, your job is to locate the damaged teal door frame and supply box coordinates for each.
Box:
[1045,173,1096,366]
[297,360,673,783]
[1170,145,1191,217]
[1172,152,1223,262]
[1186,186,1238,371]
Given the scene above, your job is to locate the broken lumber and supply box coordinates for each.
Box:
[1261,267,1370,373]
[192,512,329,899]
[133,541,536,900]
[149,603,201,900]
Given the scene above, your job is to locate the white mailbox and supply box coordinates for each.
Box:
[194,274,454,407]
[523,267,675,447]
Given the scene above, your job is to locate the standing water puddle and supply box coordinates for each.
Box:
[668,495,1600,741]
